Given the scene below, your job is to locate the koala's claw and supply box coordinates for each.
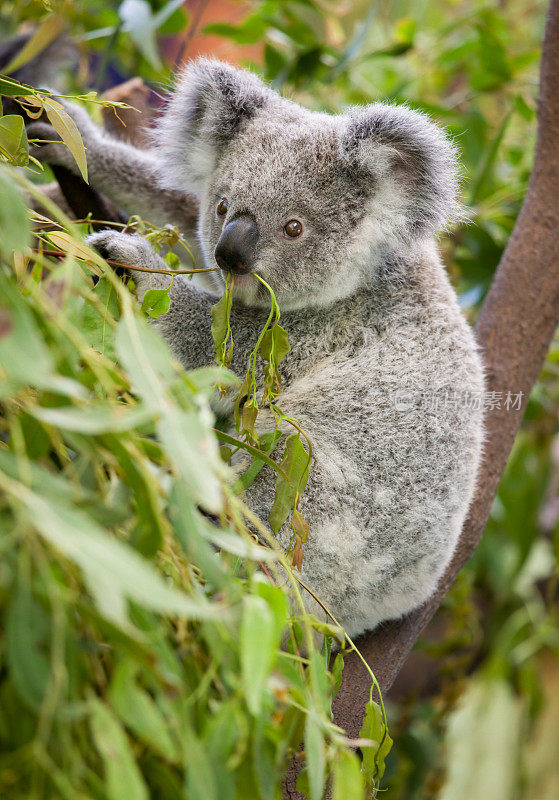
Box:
[86,231,171,294]
[86,232,111,262]
[87,230,150,263]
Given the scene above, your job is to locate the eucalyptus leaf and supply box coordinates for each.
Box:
[359,699,393,783]
[33,403,153,434]
[0,76,36,96]
[119,0,162,70]
[10,481,222,630]
[0,271,85,397]
[0,166,30,255]
[240,595,276,716]
[90,699,149,800]
[109,659,179,762]
[80,273,119,358]
[115,308,176,408]
[305,714,325,800]
[6,586,50,710]
[0,114,29,165]
[2,15,66,74]
[43,98,88,182]
[269,434,310,534]
[333,750,364,800]
[157,408,223,513]
[259,324,290,364]
[141,288,171,319]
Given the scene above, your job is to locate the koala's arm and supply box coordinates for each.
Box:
[27,101,199,237]
[88,231,264,370]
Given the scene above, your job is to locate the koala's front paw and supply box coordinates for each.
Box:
[27,98,102,175]
[86,230,170,295]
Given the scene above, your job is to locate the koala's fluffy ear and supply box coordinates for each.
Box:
[339,104,461,237]
[157,58,273,192]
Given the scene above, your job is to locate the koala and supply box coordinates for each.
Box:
[30,60,484,639]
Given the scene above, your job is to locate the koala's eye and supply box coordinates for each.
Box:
[283,219,303,238]
[217,198,229,217]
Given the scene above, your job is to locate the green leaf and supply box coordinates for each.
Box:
[104,434,164,557]
[169,482,229,588]
[46,230,95,261]
[241,399,258,437]
[333,750,364,800]
[0,76,37,97]
[204,18,267,45]
[2,15,66,73]
[164,250,180,269]
[183,725,218,800]
[216,429,289,487]
[10,481,221,630]
[0,450,94,505]
[254,577,289,646]
[32,404,153,434]
[141,288,171,319]
[240,595,276,715]
[233,428,282,493]
[331,652,345,696]
[43,97,88,182]
[80,273,119,358]
[157,408,223,513]
[210,285,233,362]
[305,714,325,800]
[438,677,524,800]
[259,324,290,364]
[90,699,149,800]
[119,0,162,70]
[514,93,534,122]
[359,700,393,783]
[0,271,85,398]
[203,701,241,800]
[0,166,30,255]
[109,660,179,762]
[115,309,176,409]
[269,434,310,534]
[117,308,224,513]
[469,108,512,204]
[253,712,279,800]
[6,585,50,710]
[206,528,277,562]
[309,649,331,716]
[187,365,239,395]
[0,115,29,166]
[153,0,188,33]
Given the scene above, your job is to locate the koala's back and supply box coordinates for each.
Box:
[246,245,484,637]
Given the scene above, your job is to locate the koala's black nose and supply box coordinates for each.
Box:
[214,215,259,275]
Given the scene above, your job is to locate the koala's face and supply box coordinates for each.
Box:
[198,116,379,309]
[157,59,459,310]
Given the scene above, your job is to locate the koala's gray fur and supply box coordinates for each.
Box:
[32,60,484,638]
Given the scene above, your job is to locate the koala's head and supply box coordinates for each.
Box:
[157,59,460,310]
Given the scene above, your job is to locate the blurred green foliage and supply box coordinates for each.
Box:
[1,1,558,798]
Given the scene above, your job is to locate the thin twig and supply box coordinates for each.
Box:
[32,248,218,276]
[174,0,212,67]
